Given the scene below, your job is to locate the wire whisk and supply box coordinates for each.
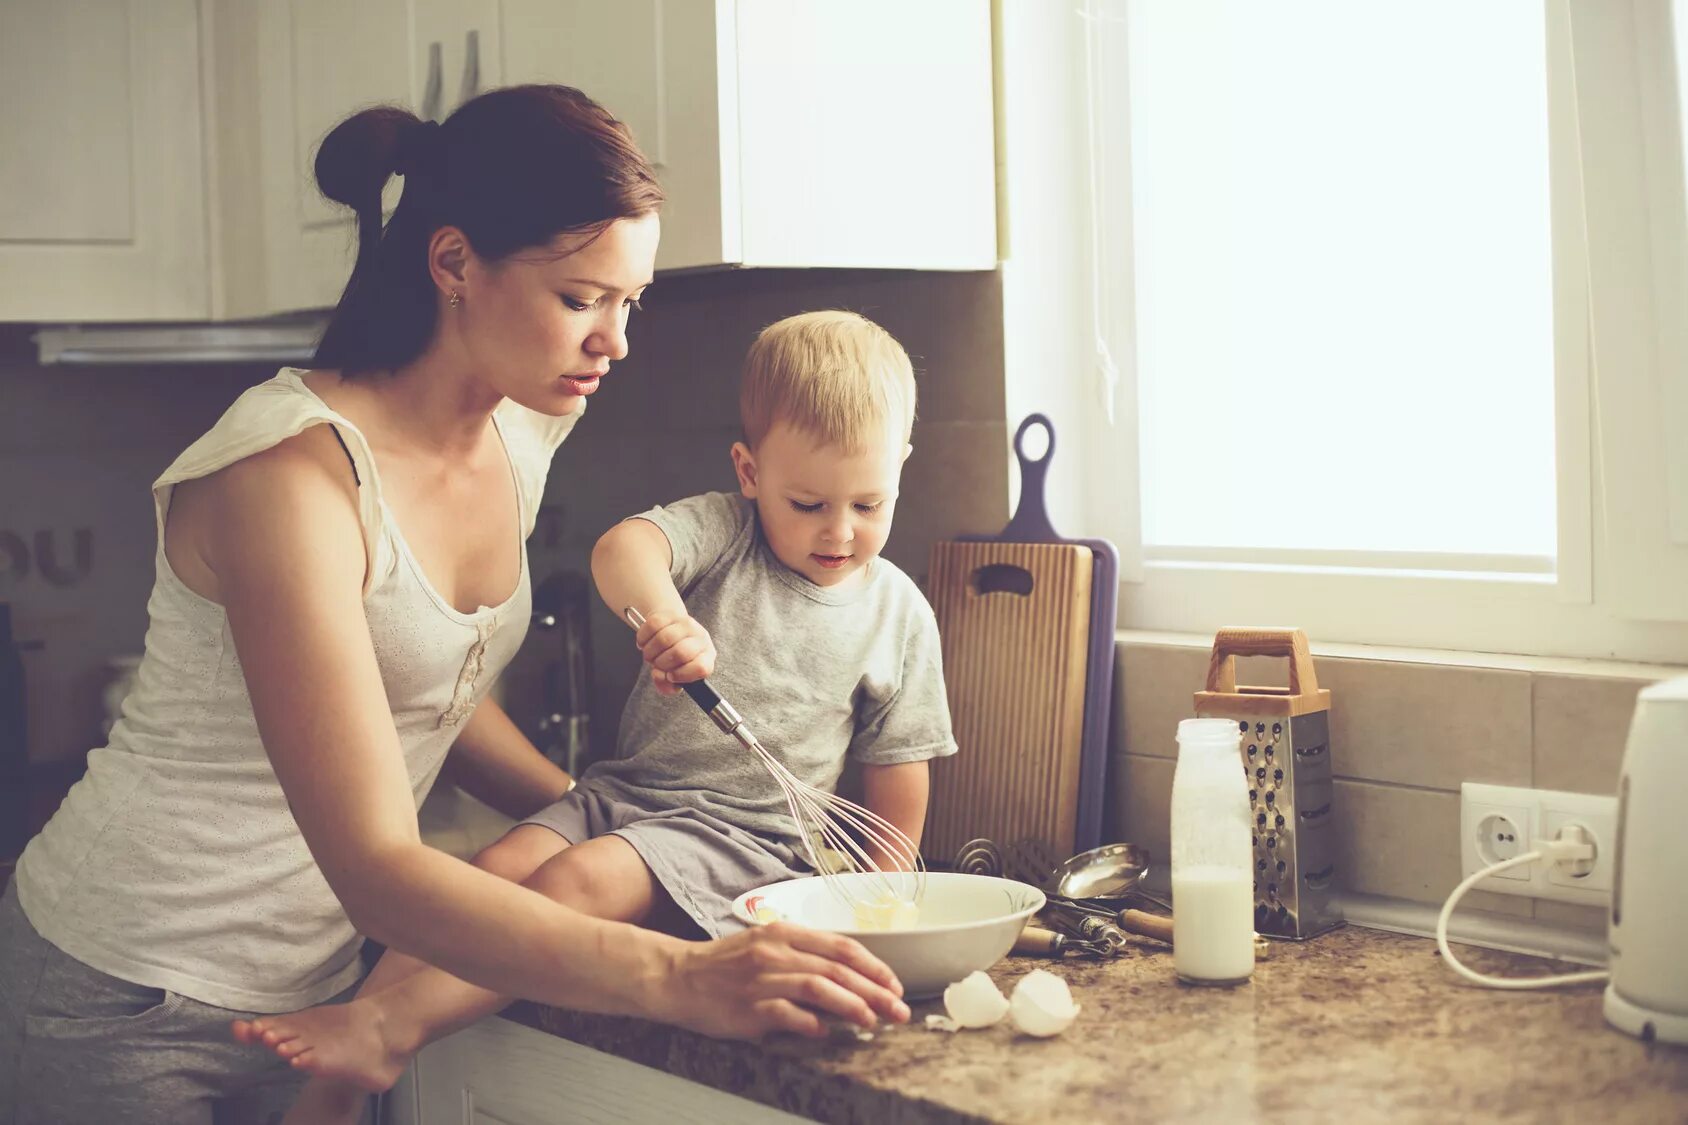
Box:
[623,607,926,915]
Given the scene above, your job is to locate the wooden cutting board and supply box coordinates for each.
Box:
[924,539,1094,862]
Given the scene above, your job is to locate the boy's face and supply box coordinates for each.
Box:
[732,420,910,588]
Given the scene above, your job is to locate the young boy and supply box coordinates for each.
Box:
[246,310,957,1121]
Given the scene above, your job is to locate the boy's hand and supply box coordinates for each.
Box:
[633,609,717,695]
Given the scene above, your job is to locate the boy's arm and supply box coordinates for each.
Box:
[860,760,931,872]
[591,517,683,619]
[591,517,716,691]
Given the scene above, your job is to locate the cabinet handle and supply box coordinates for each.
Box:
[459,30,481,105]
[422,41,443,121]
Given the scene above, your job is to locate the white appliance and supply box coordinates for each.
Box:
[1604,675,1688,1045]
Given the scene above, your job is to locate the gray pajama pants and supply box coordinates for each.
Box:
[0,881,368,1125]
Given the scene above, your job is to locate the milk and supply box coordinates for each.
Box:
[1172,865,1255,985]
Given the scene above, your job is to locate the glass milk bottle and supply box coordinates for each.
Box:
[1170,717,1255,985]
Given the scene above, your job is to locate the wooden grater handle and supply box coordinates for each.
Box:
[1205,627,1319,696]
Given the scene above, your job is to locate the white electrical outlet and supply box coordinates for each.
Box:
[1459,783,1619,906]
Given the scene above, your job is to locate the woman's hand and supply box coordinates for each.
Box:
[652,922,910,1039]
[633,609,717,695]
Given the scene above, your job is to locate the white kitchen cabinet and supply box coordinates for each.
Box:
[0,0,209,321]
[499,0,998,273]
[4,0,994,325]
[384,1014,811,1125]
[207,0,503,319]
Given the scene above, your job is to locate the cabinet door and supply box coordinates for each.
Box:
[497,0,736,272]
[246,0,413,316]
[734,0,996,269]
[0,0,208,321]
[414,1,503,123]
[392,1015,809,1125]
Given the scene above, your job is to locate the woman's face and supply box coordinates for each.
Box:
[457,212,660,416]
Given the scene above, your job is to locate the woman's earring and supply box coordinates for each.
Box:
[448,291,462,308]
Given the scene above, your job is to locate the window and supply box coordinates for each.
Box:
[1128,2,1555,570]
[1077,0,1688,661]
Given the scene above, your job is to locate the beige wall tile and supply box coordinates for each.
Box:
[1106,757,1531,916]
[890,420,1010,585]
[1316,657,1532,790]
[1534,900,1607,933]
[1331,779,1532,916]
[1532,674,1652,796]
[617,267,1006,431]
[1116,643,1534,792]
[1115,644,1209,759]
[1106,753,1174,869]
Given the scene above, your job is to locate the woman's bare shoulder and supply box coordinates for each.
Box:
[167,423,365,603]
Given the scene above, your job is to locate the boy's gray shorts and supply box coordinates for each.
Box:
[0,880,366,1125]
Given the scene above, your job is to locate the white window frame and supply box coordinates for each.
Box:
[1060,0,1688,665]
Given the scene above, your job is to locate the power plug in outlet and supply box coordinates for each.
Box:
[1459,783,1618,906]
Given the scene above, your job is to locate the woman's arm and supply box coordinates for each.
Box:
[440,697,573,820]
[860,760,931,872]
[190,428,903,1036]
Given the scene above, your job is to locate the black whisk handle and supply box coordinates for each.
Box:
[681,679,723,715]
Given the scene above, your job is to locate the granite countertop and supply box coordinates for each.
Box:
[509,924,1688,1123]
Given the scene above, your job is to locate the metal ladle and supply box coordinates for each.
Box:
[1045,843,1174,947]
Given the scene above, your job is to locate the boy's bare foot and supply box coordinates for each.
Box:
[228,997,414,1092]
[279,1076,369,1125]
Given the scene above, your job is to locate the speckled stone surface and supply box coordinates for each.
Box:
[511,926,1688,1123]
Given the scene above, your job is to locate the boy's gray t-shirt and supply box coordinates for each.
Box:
[582,491,958,849]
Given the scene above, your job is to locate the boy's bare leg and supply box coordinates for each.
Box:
[231,825,569,1051]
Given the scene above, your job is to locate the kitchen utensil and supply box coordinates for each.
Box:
[1604,675,1688,1046]
[923,414,1118,863]
[1013,926,1069,956]
[1040,899,1132,954]
[969,415,1119,854]
[1193,628,1343,940]
[732,872,1046,998]
[1119,909,1174,945]
[622,607,925,913]
[1044,840,1171,913]
[924,541,1092,861]
[1050,842,1150,900]
[952,838,1005,877]
[1030,842,1176,954]
[1003,837,1066,890]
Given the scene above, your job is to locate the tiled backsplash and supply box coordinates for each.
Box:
[0,327,270,765]
[1105,639,1682,933]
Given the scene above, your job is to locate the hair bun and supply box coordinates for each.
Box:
[393,118,443,179]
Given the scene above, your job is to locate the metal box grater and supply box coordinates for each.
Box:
[1193,628,1343,940]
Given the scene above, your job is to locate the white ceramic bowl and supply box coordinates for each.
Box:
[731,871,1046,999]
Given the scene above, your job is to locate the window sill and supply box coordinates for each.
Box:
[1115,628,1688,681]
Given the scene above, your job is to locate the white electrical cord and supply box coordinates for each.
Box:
[1436,835,1610,990]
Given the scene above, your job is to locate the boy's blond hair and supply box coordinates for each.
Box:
[739,310,916,452]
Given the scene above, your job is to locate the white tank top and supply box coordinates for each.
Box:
[15,368,580,1011]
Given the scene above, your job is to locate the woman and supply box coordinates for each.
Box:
[0,85,907,1125]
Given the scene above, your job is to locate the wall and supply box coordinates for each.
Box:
[0,267,1011,770]
[1106,638,1684,934]
[0,325,268,764]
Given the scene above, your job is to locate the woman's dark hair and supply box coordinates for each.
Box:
[311,85,663,375]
